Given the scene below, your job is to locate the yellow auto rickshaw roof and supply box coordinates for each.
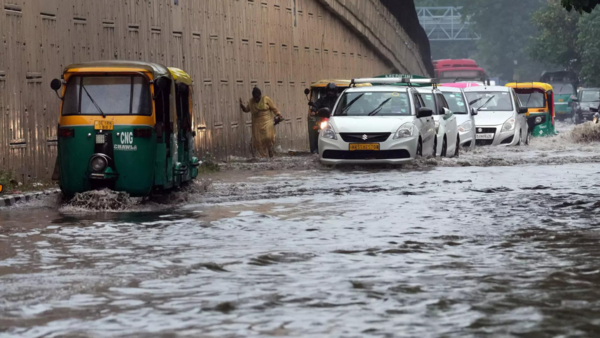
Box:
[505,82,553,91]
[310,79,371,88]
[168,67,193,85]
[63,60,171,79]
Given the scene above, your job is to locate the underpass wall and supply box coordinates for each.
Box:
[0,0,429,183]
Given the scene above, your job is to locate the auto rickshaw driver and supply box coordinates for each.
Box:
[308,83,338,153]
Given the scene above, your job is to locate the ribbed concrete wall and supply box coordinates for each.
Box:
[0,0,429,182]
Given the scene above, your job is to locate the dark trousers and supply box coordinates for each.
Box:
[307,116,319,153]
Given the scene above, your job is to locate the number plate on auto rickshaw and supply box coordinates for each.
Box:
[349,143,380,151]
[94,120,114,130]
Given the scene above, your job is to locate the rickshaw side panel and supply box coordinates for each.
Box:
[57,126,96,196]
[111,126,157,196]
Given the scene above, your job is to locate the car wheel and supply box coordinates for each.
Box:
[455,135,460,157]
[417,138,423,157]
[525,131,531,145]
[433,139,437,157]
[441,137,447,157]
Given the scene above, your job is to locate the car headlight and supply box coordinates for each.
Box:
[320,123,337,140]
[458,120,473,133]
[502,117,516,132]
[393,122,415,139]
[90,156,108,172]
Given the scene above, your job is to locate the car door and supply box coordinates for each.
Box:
[436,92,457,151]
[512,89,528,137]
[412,91,435,154]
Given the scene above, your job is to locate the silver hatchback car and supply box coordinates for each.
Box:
[463,86,530,146]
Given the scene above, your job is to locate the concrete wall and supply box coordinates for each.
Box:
[0,0,429,183]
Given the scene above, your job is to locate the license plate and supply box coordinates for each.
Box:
[94,120,114,130]
[476,133,494,140]
[349,143,380,151]
[559,99,564,102]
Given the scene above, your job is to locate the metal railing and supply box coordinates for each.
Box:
[416,7,480,41]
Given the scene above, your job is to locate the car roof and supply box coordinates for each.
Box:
[343,86,411,93]
[414,87,437,93]
[463,86,510,92]
[581,88,600,91]
[310,79,372,88]
[438,86,462,93]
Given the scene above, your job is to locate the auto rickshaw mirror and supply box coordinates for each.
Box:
[155,77,170,92]
[50,79,62,91]
[317,107,331,118]
[304,88,310,96]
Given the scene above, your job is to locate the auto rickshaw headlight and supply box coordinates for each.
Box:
[535,116,543,124]
[90,156,108,172]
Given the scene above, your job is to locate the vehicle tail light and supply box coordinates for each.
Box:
[58,128,75,138]
[133,128,152,138]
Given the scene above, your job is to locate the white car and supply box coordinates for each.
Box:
[463,86,529,146]
[415,87,459,157]
[439,86,477,150]
[318,78,437,165]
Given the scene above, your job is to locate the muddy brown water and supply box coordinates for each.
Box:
[3,125,600,337]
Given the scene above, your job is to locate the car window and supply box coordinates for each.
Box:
[581,91,600,102]
[436,93,449,114]
[441,91,468,114]
[333,91,411,116]
[465,91,514,111]
[419,92,437,114]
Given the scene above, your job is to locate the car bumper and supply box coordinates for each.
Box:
[459,130,475,148]
[475,125,519,146]
[319,135,418,164]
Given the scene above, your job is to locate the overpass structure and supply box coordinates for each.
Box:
[417,7,480,41]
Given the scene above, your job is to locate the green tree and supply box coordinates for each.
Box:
[461,0,546,81]
[530,0,580,73]
[577,10,600,86]
[562,0,599,13]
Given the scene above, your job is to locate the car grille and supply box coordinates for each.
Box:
[340,133,391,143]
[323,150,410,160]
[475,127,496,146]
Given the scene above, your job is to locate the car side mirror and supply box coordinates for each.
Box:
[591,107,599,113]
[317,107,331,118]
[50,79,63,99]
[417,107,433,118]
[518,107,528,114]
[471,107,478,116]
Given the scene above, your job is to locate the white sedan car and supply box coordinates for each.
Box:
[439,86,477,150]
[464,86,530,146]
[318,80,436,165]
[415,87,459,157]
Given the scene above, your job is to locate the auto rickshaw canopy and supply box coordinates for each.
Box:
[309,79,371,88]
[63,60,172,80]
[168,67,193,85]
[505,82,553,92]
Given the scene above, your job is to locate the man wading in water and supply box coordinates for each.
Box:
[239,87,283,158]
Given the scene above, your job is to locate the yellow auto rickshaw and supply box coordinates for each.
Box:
[303,80,371,153]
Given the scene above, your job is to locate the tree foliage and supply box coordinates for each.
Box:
[561,0,599,13]
[460,0,545,81]
[577,10,600,86]
[530,0,580,72]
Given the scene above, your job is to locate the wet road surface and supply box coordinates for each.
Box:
[3,124,600,337]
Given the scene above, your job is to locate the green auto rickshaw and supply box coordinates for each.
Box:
[506,82,556,137]
[50,61,200,198]
[540,71,578,121]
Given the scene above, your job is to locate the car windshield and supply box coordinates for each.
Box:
[62,75,152,116]
[517,92,546,108]
[465,91,514,111]
[581,91,600,102]
[334,91,411,116]
[441,92,468,114]
[550,83,575,95]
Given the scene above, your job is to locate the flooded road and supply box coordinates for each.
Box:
[3,123,600,337]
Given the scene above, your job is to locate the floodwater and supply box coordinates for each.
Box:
[3,123,600,337]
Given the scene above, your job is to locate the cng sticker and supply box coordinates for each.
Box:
[114,132,138,151]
